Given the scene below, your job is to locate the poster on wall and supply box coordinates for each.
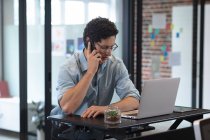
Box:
[66,39,75,56]
[152,13,166,29]
[52,27,66,56]
[151,56,160,78]
[168,52,181,66]
[52,41,65,56]
[77,38,85,51]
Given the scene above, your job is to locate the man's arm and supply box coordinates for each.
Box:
[59,43,101,114]
[111,96,140,112]
[60,71,94,114]
[81,96,139,118]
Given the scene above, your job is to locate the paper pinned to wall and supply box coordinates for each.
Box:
[176,32,180,38]
[148,25,153,33]
[52,27,65,41]
[151,56,160,78]
[168,52,181,66]
[150,33,155,40]
[155,29,160,35]
[150,40,155,47]
[152,13,166,29]
[160,55,165,62]
[52,27,66,56]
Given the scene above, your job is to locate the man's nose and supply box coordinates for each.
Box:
[105,49,112,55]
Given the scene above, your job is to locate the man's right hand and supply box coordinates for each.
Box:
[86,42,101,75]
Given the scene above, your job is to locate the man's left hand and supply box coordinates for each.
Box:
[81,105,108,118]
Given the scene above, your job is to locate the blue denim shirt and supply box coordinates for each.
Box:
[55,51,140,115]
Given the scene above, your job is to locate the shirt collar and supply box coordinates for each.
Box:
[79,51,88,72]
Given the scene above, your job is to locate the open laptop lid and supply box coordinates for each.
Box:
[122,78,180,119]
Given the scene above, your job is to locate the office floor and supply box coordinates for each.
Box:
[0,129,36,140]
[0,120,191,140]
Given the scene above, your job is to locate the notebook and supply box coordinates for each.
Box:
[121,78,180,119]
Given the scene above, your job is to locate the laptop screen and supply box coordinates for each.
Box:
[122,78,180,119]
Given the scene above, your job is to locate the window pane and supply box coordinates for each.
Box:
[2,0,20,132]
[52,0,61,25]
[26,0,45,135]
[88,2,108,21]
[203,4,210,111]
[65,1,85,24]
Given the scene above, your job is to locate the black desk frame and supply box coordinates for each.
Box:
[48,108,210,140]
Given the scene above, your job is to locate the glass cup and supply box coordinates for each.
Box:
[104,106,121,124]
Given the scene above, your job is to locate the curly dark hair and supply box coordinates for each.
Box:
[83,17,119,48]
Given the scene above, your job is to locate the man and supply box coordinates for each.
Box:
[51,17,140,139]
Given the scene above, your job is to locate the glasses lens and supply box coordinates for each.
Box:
[112,44,118,51]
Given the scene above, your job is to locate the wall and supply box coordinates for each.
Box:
[141,0,192,81]
[172,6,192,107]
[0,0,2,80]
[203,4,210,110]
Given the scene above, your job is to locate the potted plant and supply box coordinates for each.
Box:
[31,101,45,140]
[104,106,121,124]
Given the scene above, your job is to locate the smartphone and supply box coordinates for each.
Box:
[90,40,95,52]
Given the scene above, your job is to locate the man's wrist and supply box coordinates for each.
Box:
[86,70,95,77]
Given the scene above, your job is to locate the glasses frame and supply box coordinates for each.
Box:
[96,43,118,52]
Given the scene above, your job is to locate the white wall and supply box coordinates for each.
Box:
[0,0,3,80]
[203,5,210,110]
[172,6,193,107]
[3,26,19,97]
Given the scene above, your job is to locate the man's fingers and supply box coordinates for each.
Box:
[81,110,93,118]
[93,111,100,118]
[91,50,97,55]
[94,53,101,58]
[87,110,95,118]
[81,112,88,118]
[81,106,104,118]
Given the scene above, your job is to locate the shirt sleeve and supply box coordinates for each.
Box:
[56,64,76,104]
[115,60,141,101]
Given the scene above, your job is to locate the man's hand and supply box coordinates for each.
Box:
[86,42,101,75]
[81,105,108,118]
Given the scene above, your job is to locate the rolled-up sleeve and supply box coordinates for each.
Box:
[115,60,141,101]
[56,65,76,102]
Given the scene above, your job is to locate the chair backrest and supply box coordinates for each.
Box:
[193,117,210,140]
[0,81,10,98]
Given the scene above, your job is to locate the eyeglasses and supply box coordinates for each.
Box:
[96,43,118,52]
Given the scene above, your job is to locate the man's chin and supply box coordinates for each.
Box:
[100,58,108,64]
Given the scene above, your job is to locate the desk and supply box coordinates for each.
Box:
[48,107,210,140]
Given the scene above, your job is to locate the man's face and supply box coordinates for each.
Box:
[94,36,117,64]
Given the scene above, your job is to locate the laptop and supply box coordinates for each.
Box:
[121,78,180,119]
